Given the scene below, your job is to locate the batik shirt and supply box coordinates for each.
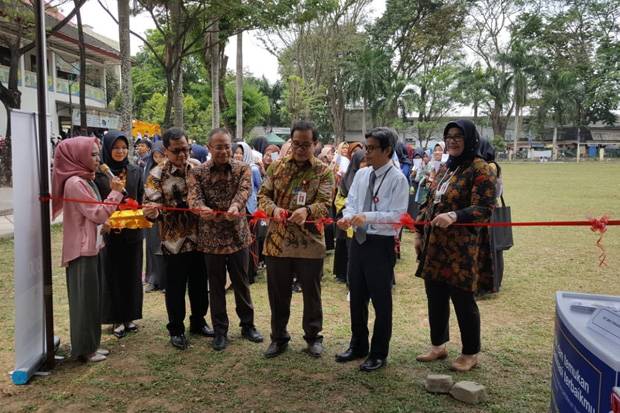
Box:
[258,155,334,259]
[144,160,199,255]
[415,158,497,292]
[187,159,252,255]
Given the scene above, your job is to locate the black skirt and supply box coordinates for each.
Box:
[100,230,144,324]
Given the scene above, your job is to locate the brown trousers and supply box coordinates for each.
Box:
[265,256,324,344]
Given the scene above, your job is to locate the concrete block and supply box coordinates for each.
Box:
[424,374,454,393]
[450,381,487,404]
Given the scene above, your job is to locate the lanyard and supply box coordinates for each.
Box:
[433,166,459,204]
[371,166,393,210]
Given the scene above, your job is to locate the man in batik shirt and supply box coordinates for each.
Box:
[258,120,334,359]
[187,128,263,352]
[143,127,213,350]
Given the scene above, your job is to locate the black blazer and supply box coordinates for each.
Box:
[95,163,144,244]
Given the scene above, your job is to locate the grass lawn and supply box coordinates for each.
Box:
[0,161,618,412]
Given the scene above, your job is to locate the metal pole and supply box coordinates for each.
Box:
[35,0,55,370]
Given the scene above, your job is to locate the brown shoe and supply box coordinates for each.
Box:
[450,354,478,372]
[416,347,448,362]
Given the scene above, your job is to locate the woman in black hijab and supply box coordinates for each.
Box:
[143,142,167,293]
[333,149,366,283]
[95,130,144,338]
[413,119,497,372]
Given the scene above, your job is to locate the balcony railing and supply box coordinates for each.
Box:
[0,65,105,102]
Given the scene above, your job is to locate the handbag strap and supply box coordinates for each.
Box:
[500,195,506,207]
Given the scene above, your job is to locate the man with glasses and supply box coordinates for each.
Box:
[143,127,214,350]
[335,127,409,372]
[258,120,334,358]
[187,128,263,351]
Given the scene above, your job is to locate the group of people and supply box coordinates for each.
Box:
[51,118,499,374]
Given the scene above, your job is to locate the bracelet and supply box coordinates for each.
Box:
[448,211,457,222]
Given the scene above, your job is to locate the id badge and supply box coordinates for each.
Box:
[296,191,307,206]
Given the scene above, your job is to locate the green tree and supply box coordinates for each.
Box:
[221,77,270,138]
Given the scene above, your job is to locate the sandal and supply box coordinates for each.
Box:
[112,324,126,338]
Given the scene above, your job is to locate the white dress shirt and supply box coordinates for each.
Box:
[343,161,410,237]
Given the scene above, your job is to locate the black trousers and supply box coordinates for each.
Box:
[332,237,349,281]
[204,248,255,336]
[163,251,209,336]
[265,256,323,344]
[424,278,480,355]
[348,235,395,359]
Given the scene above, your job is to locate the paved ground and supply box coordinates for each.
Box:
[0,187,62,239]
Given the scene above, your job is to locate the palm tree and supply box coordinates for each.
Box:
[235,31,243,141]
[118,0,132,137]
[344,46,389,136]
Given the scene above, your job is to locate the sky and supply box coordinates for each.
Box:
[59,0,386,84]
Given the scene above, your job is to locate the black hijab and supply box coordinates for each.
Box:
[339,149,366,197]
[477,137,501,177]
[102,130,130,174]
[444,119,480,171]
[143,141,165,181]
[250,136,269,154]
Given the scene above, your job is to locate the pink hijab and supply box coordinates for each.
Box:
[52,136,98,219]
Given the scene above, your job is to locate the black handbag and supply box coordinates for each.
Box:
[491,195,513,251]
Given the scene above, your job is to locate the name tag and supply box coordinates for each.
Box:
[296,191,307,206]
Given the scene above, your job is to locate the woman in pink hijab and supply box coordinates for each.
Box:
[52,136,125,363]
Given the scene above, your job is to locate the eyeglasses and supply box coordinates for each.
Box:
[365,145,381,152]
[211,145,231,151]
[168,147,190,156]
[291,141,313,149]
[444,135,464,143]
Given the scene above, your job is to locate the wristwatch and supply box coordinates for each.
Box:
[448,211,457,222]
[305,206,312,216]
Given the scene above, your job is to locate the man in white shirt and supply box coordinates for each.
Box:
[335,127,409,372]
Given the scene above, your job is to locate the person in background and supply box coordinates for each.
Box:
[188,129,263,351]
[395,140,413,179]
[191,143,209,164]
[414,120,496,372]
[476,138,505,295]
[262,144,281,175]
[336,127,409,372]
[52,136,125,362]
[143,142,167,293]
[233,141,263,283]
[332,149,366,284]
[143,128,214,350]
[258,120,334,359]
[135,138,152,170]
[95,131,144,339]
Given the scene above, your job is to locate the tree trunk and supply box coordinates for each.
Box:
[576,127,581,163]
[172,63,183,127]
[552,126,558,160]
[118,0,132,137]
[361,96,367,137]
[75,2,87,132]
[210,20,220,129]
[235,32,243,141]
[163,74,174,129]
[512,103,519,158]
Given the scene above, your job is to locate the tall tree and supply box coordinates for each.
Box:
[235,31,243,140]
[74,0,87,132]
[118,0,132,135]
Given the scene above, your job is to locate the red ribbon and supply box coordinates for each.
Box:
[314,217,334,232]
[118,198,140,211]
[38,195,618,266]
[589,216,609,267]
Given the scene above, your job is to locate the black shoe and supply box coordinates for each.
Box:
[241,327,264,343]
[170,334,189,350]
[264,341,288,358]
[304,341,323,358]
[292,281,302,293]
[190,324,215,337]
[212,335,228,351]
[359,357,387,372]
[335,347,368,363]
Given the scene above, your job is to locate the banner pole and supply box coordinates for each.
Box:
[35,0,55,371]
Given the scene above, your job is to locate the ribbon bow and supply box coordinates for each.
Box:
[589,215,609,267]
[118,197,140,211]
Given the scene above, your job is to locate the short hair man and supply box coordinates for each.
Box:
[336,127,409,372]
[258,120,334,358]
[143,127,214,350]
[187,128,263,351]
